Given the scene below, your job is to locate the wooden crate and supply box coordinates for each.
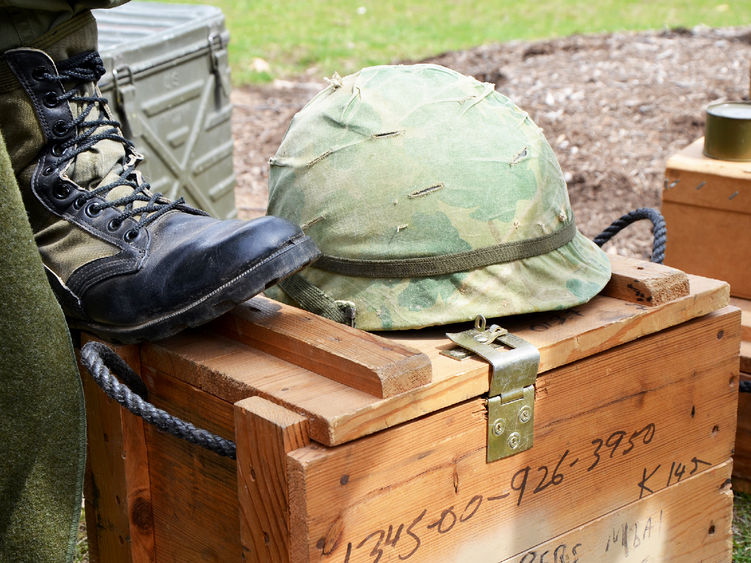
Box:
[662,137,751,299]
[662,139,751,494]
[731,296,751,493]
[79,256,741,562]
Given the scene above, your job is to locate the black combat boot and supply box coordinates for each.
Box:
[1,46,319,343]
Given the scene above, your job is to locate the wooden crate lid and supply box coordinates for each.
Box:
[663,137,751,213]
[140,256,729,446]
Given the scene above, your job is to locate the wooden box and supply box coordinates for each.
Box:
[662,137,751,299]
[80,256,741,562]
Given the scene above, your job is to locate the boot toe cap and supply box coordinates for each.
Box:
[76,214,318,338]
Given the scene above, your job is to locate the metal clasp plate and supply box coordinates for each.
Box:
[445,315,540,462]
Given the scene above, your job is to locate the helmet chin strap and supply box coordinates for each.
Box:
[278,274,357,327]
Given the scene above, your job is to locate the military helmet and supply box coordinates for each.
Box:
[266,64,611,330]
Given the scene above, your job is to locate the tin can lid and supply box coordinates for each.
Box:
[704,101,751,161]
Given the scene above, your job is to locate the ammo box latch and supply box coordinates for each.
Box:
[208,32,231,97]
[445,316,539,463]
[112,65,140,137]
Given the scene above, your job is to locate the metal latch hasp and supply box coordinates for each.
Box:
[208,32,231,97]
[445,315,540,462]
[112,65,141,138]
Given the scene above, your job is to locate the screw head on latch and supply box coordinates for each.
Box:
[492,419,505,436]
[518,406,532,424]
[507,432,521,449]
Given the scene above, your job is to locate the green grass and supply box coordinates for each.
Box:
[736,491,751,562]
[74,505,88,563]
[150,0,751,84]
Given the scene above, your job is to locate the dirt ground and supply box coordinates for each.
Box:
[231,25,751,260]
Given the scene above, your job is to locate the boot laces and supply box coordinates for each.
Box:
[42,51,194,236]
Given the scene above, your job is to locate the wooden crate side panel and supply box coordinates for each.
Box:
[80,343,155,563]
[287,310,739,562]
[288,309,740,514]
[663,168,751,214]
[234,396,310,562]
[139,365,240,561]
[729,297,751,342]
[662,200,751,299]
[502,460,733,563]
[664,138,751,212]
[734,372,751,493]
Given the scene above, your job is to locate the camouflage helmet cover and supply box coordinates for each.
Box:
[266,64,611,330]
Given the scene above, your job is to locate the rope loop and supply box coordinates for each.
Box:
[80,341,237,459]
[594,207,667,264]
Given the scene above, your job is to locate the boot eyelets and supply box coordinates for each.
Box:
[107,219,122,232]
[73,196,86,210]
[85,202,102,217]
[43,91,59,108]
[42,165,55,176]
[52,120,69,137]
[53,183,71,199]
[32,67,47,81]
[124,229,140,242]
[50,144,65,157]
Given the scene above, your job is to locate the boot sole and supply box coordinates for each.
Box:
[72,234,320,344]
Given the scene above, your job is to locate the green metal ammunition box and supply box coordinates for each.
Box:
[94,2,236,219]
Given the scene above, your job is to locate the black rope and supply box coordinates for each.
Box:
[594,209,751,393]
[594,207,667,264]
[80,341,237,459]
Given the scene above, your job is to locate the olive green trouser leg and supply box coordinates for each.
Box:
[0,0,129,51]
[0,129,87,562]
